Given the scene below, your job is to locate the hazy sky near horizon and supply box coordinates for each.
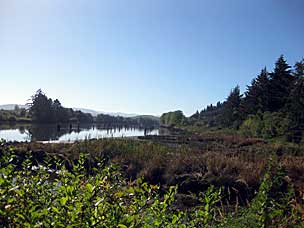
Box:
[1,0,304,116]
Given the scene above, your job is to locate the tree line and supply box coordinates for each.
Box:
[0,105,30,123]
[25,89,159,127]
[162,55,304,143]
[96,114,159,128]
[28,89,94,123]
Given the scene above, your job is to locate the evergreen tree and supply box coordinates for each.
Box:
[286,60,304,142]
[268,55,294,112]
[53,99,70,123]
[28,90,93,123]
[29,89,54,123]
[221,85,242,128]
[216,101,222,108]
[243,68,270,115]
[294,59,304,79]
[190,110,200,120]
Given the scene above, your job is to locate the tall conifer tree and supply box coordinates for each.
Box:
[243,68,270,115]
[268,55,294,111]
[221,86,242,128]
[285,60,304,143]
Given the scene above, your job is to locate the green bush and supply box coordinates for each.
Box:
[261,112,290,139]
[239,114,263,137]
[160,111,187,126]
[0,150,222,227]
[240,112,291,140]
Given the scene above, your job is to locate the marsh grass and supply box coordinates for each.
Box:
[3,138,304,200]
[1,138,303,227]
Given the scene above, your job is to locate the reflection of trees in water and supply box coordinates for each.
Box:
[1,123,159,141]
[28,124,68,141]
[28,124,94,141]
[96,124,157,136]
[18,126,26,134]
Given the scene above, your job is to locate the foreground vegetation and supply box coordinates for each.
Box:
[1,137,303,227]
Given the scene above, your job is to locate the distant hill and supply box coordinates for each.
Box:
[106,112,139,118]
[72,108,100,117]
[73,108,139,118]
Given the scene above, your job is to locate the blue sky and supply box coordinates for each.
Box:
[1,0,303,116]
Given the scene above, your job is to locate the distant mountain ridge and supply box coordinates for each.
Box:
[72,108,139,118]
[0,104,158,119]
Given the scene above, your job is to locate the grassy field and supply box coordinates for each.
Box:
[1,134,304,227]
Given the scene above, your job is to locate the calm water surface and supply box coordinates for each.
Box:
[0,124,159,142]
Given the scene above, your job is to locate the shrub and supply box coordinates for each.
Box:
[239,112,291,140]
[239,114,263,137]
[261,112,290,139]
[0,150,223,227]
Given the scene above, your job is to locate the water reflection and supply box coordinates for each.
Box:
[0,124,159,142]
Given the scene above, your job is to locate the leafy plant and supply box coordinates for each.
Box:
[0,150,224,227]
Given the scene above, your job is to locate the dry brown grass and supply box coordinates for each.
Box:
[281,155,304,196]
[3,136,304,203]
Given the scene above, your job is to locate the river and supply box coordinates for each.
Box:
[0,124,159,142]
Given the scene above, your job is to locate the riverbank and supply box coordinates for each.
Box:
[2,134,304,201]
